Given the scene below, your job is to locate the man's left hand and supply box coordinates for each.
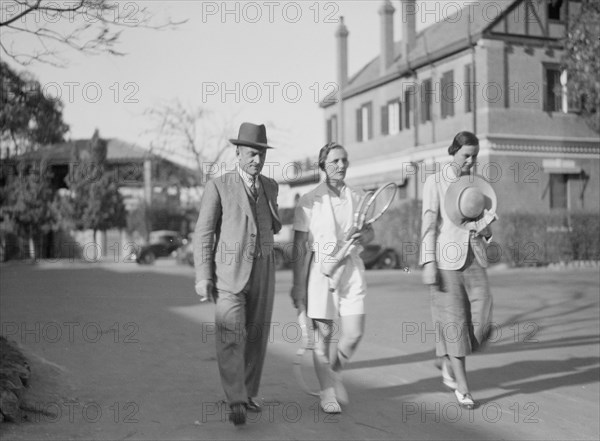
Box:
[195,279,216,303]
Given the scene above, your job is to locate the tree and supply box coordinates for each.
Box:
[60,133,126,249]
[0,62,68,258]
[76,172,126,236]
[0,164,60,259]
[0,0,183,66]
[144,100,238,183]
[0,61,69,155]
[563,0,600,133]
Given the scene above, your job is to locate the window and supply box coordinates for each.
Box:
[421,79,433,123]
[544,66,562,112]
[356,102,372,142]
[548,0,563,21]
[404,87,413,129]
[382,99,402,135]
[544,64,580,113]
[549,174,568,210]
[563,70,582,112]
[464,63,474,113]
[326,115,338,143]
[440,70,456,119]
[390,99,402,134]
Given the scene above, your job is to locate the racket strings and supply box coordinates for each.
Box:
[364,185,397,223]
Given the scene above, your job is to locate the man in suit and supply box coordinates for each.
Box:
[194,122,281,425]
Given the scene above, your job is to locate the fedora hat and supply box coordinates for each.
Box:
[229,122,274,149]
[445,174,497,228]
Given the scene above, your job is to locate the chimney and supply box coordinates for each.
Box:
[401,0,417,62]
[379,0,395,73]
[336,16,349,89]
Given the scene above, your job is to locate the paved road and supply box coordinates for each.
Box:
[0,260,598,440]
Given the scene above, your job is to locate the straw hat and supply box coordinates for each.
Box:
[445,174,497,228]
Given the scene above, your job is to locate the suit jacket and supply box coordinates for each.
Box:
[194,172,281,294]
[420,169,489,270]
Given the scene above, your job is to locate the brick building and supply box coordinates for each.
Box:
[317,0,599,214]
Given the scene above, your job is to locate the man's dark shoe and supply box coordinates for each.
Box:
[246,397,261,413]
[229,403,246,425]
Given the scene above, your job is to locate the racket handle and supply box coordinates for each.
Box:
[298,310,314,349]
[321,238,356,277]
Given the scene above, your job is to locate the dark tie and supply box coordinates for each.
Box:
[250,177,258,201]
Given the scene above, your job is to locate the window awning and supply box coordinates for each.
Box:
[543,167,582,174]
[542,159,582,174]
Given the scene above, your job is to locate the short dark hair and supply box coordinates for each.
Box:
[318,142,346,171]
[448,131,479,156]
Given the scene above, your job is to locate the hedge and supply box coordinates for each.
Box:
[493,210,600,266]
[374,201,599,268]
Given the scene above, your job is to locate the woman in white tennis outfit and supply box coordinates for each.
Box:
[291,142,373,413]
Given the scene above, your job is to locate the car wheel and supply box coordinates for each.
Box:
[140,251,156,265]
[376,250,398,269]
[274,248,286,270]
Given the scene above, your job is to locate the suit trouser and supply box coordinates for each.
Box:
[215,253,275,405]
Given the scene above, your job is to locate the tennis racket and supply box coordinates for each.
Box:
[293,310,320,397]
[321,182,398,279]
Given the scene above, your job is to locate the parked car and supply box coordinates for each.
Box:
[273,224,295,270]
[177,236,399,271]
[360,244,400,269]
[176,236,194,266]
[176,236,294,271]
[273,240,401,271]
[133,230,184,264]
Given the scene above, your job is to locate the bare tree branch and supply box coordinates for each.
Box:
[0,0,186,66]
[142,100,239,184]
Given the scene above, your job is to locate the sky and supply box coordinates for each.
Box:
[2,0,463,168]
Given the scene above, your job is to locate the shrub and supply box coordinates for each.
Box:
[375,202,599,268]
[373,199,422,269]
[493,210,600,266]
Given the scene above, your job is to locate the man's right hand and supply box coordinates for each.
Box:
[195,279,216,303]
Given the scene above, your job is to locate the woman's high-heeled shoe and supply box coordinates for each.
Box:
[454,390,477,409]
